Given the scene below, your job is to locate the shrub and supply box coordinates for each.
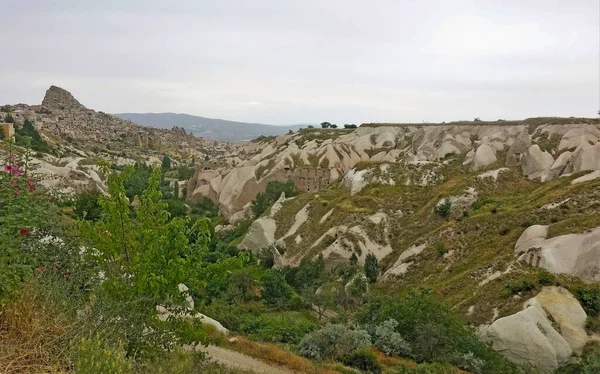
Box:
[395,363,459,373]
[190,197,219,217]
[374,319,411,356]
[586,316,600,334]
[582,352,600,373]
[434,199,452,218]
[342,349,382,373]
[74,337,133,374]
[242,312,318,344]
[74,189,103,221]
[435,242,447,257]
[262,269,293,308]
[537,269,556,286]
[251,180,299,218]
[364,253,380,283]
[298,324,371,360]
[573,285,600,317]
[502,280,535,296]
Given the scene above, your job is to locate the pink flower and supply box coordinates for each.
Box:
[28,182,35,192]
[19,228,29,236]
[14,190,21,196]
[3,165,12,172]
[8,154,15,161]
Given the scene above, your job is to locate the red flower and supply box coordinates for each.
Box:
[19,228,30,236]
[3,165,12,172]
[28,182,35,192]
[64,275,72,280]
[35,267,44,272]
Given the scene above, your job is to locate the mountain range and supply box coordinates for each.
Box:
[114,112,307,142]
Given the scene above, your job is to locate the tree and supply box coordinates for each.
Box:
[251,180,299,218]
[321,122,331,129]
[434,199,452,218]
[364,253,380,283]
[349,252,358,266]
[474,117,481,122]
[344,124,358,129]
[161,155,171,170]
[74,189,103,221]
[330,124,338,129]
[4,113,15,123]
[307,125,315,129]
[262,269,293,308]
[173,181,180,199]
[15,119,52,153]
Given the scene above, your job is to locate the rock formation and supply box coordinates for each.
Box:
[188,121,600,219]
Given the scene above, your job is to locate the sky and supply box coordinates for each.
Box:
[1,0,599,125]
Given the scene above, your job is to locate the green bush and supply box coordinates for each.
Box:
[586,316,600,334]
[251,180,298,217]
[356,292,517,373]
[502,280,535,296]
[74,189,103,221]
[364,253,380,283]
[434,199,452,218]
[298,324,371,360]
[190,197,219,217]
[73,338,133,374]
[573,285,600,317]
[261,269,293,308]
[374,319,411,356]
[342,348,382,374]
[242,311,317,343]
[537,269,556,286]
[395,363,459,374]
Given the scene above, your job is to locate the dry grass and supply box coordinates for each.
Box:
[0,283,71,373]
[361,116,599,128]
[223,336,340,374]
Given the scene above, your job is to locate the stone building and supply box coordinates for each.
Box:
[0,123,15,141]
[284,167,331,192]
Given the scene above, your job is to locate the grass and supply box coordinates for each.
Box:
[270,154,600,326]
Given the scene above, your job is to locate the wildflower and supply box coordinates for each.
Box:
[19,228,30,236]
[104,230,112,236]
[35,267,44,272]
[8,154,15,161]
[14,190,21,196]
[28,182,35,192]
[3,165,12,172]
[65,275,72,280]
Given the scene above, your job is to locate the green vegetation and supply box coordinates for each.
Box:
[15,119,53,153]
[251,179,299,217]
[364,253,380,283]
[74,189,103,221]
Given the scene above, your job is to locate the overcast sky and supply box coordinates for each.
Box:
[1,0,599,125]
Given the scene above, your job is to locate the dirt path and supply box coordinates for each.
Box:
[201,345,295,374]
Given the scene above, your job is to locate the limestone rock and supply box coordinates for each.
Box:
[481,298,572,373]
[472,144,497,170]
[523,145,554,181]
[238,217,277,254]
[42,85,85,111]
[515,225,600,282]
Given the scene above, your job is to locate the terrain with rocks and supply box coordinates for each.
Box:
[188,117,600,372]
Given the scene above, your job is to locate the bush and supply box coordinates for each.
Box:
[502,280,535,296]
[395,363,459,373]
[434,199,452,218]
[586,316,600,334]
[190,197,219,217]
[262,270,293,308]
[435,242,447,257]
[298,324,371,360]
[573,285,600,317]
[537,269,556,286]
[356,292,517,373]
[164,199,187,218]
[74,337,133,374]
[251,180,298,217]
[364,253,380,283]
[74,189,103,221]
[242,311,317,343]
[374,319,411,356]
[582,352,600,373]
[342,348,382,373]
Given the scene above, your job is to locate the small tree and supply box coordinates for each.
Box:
[364,253,380,283]
[161,155,171,170]
[330,124,338,129]
[349,252,358,266]
[4,113,15,123]
[74,189,103,221]
[434,199,452,218]
[262,269,293,308]
[321,122,331,129]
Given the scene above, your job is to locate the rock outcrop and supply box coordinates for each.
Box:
[187,122,600,219]
[515,225,600,282]
[42,85,85,111]
[480,287,590,373]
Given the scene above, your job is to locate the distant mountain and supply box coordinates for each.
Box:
[113,112,307,141]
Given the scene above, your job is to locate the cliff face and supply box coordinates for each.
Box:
[41,85,85,111]
[187,120,600,220]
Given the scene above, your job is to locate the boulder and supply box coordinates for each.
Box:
[523,145,554,181]
[481,298,573,373]
[472,144,497,170]
[238,217,277,254]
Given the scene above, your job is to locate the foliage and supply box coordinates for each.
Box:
[177,165,195,180]
[241,311,317,343]
[261,269,293,308]
[582,352,600,373]
[536,269,556,286]
[502,280,535,296]
[164,198,187,218]
[572,285,600,317]
[298,324,371,360]
[356,292,517,373]
[364,253,380,283]
[373,319,411,356]
[73,337,133,374]
[284,254,327,291]
[395,363,460,374]
[344,124,358,129]
[15,119,53,153]
[251,180,299,217]
[161,155,172,170]
[79,166,209,357]
[434,199,452,218]
[342,348,382,374]
[190,196,219,217]
[74,189,103,221]
[321,122,332,129]
[0,151,57,301]
[4,112,15,123]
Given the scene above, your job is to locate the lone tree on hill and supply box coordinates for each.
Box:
[330,124,338,129]
[321,122,332,129]
[364,253,380,283]
[161,155,171,170]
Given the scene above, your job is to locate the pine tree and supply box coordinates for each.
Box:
[364,253,380,283]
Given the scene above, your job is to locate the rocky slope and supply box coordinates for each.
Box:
[187,118,600,220]
[189,117,600,371]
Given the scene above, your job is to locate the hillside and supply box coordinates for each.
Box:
[187,118,600,372]
[114,112,306,141]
